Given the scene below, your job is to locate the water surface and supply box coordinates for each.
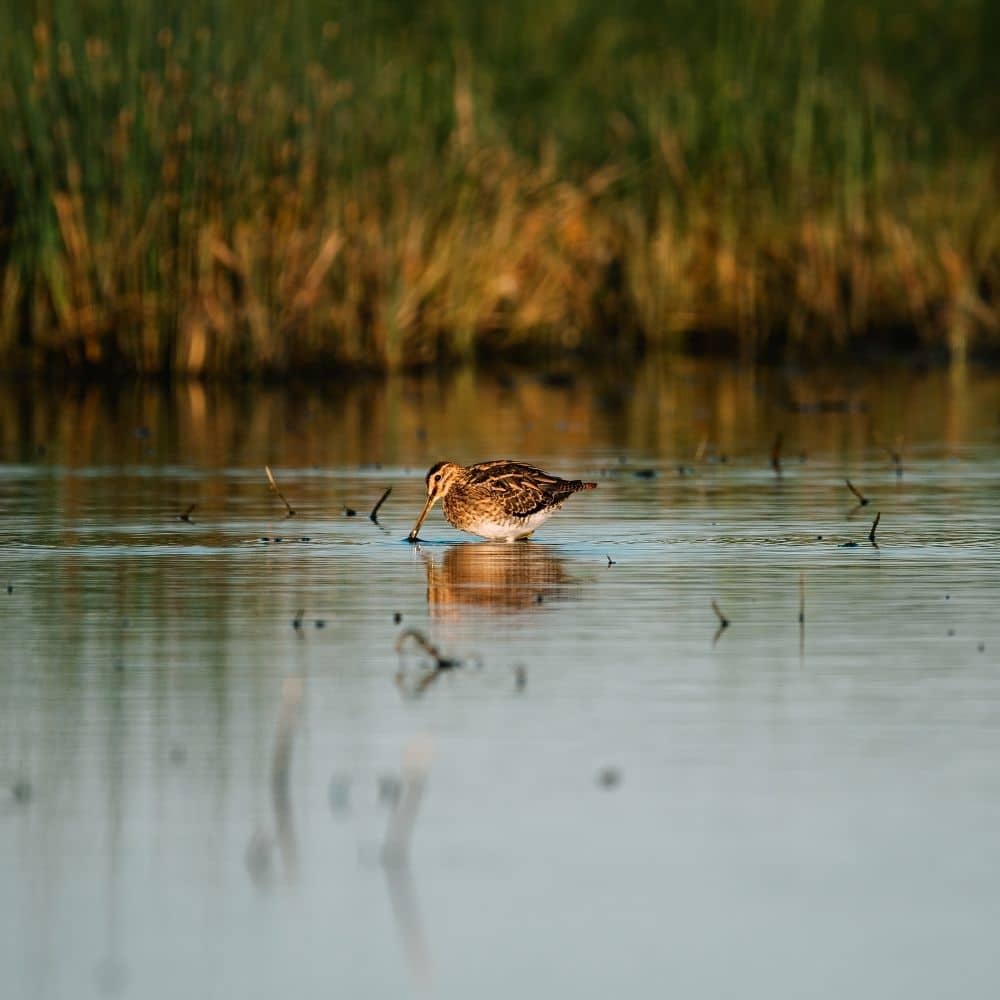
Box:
[2,360,1000,998]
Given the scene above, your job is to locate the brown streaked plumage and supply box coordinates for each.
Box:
[408,460,597,542]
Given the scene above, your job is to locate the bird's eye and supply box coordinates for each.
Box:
[434,474,442,482]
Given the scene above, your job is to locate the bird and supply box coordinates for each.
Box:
[408,460,597,542]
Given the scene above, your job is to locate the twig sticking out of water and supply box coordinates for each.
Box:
[292,609,304,630]
[846,479,869,506]
[711,599,731,644]
[265,465,296,517]
[885,437,904,479]
[382,736,434,864]
[606,554,616,566]
[370,487,392,523]
[394,628,462,670]
[798,572,806,624]
[178,503,196,523]
[771,433,783,475]
[694,436,708,463]
[869,512,881,548]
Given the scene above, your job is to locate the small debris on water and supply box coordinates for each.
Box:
[634,468,656,479]
[840,540,859,548]
[377,773,402,807]
[393,612,403,624]
[5,584,12,594]
[978,643,985,653]
[535,593,544,604]
[606,554,616,566]
[11,778,32,804]
[314,619,326,629]
[947,628,956,637]
[168,745,187,766]
[292,609,304,630]
[596,766,622,789]
[513,664,527,691]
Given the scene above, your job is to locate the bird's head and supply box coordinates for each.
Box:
[408,461,463,541]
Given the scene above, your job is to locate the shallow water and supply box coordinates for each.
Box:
[2,360,1000,999]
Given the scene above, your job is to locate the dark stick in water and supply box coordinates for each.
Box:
[798,571,805,624]
[265,465,296,517]
[846,479,869,506]
[869,512,881,548]
[771,433,783,475]
[370,487,392,523]
[885,437,904,479]
[711,600,730,628]
[178,503,196,523]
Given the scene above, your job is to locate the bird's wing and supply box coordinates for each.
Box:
[465,461,578,517]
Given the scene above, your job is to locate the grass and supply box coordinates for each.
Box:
[0,0,998,374]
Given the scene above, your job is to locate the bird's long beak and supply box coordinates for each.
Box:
[408,493,437,542]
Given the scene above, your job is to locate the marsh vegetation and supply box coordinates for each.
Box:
[1,1,997,373]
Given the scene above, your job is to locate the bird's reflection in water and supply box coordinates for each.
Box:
[421,542,580,618]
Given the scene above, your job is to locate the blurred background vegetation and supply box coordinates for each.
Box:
[1,0,997,374]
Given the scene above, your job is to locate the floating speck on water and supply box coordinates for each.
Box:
[978,643,986,653]
[5,584,11,594]
[840,541,859,548]
[634,468,656,479]
[11,778,32,804]
[816,535,824,540]
[343,507,357,517]
[299,536,311,542]
[535,594,544,604]
[314,619,326,629]
[273,536,284,543]
[596,767,622,789]
[376,774,401,807]
[945,594,950,600]
[513,664,527,691]
[168,745,187,766]
[393,612,403,624]
[947,628,956,637]
[259,537,270,543]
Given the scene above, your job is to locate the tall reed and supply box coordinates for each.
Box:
[1,0,997,373]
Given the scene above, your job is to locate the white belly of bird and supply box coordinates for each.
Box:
[464,507,558,542]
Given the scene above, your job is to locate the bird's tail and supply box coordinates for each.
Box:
[576,481,598,491]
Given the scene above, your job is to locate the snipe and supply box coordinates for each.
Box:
[408,460,597,542]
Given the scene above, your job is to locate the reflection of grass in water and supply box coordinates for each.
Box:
[0,0,997,372]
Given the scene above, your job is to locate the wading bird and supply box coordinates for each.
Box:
[408,460,597,542]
